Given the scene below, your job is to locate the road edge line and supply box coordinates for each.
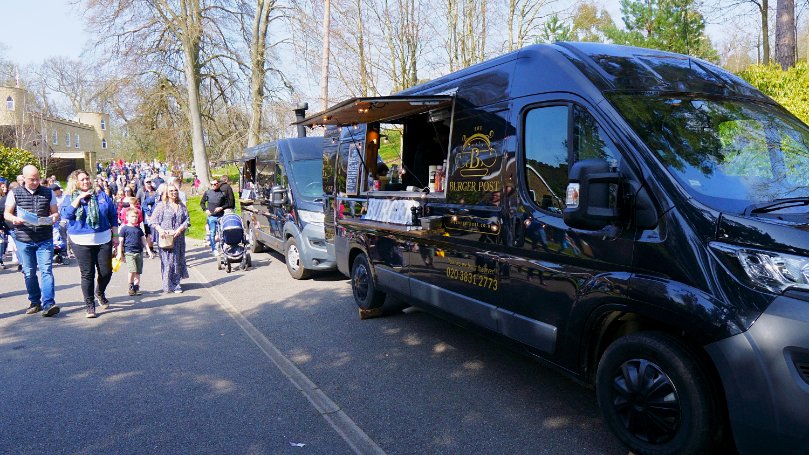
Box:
[190,266,386,455]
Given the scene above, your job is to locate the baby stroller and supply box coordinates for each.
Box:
[53,224,68,265]
[217,212,251,273]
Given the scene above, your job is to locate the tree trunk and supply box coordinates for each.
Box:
[248,0,273,148]
[761,0,770,65]
[320,0,331,110]
[182,2,210,188]
[775,0,796,69]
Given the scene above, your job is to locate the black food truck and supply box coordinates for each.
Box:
[300,42,809,454]
[240,137,336,279]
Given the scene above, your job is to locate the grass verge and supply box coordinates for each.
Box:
[186,195,240,240]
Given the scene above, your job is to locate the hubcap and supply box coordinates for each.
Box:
[353,263,370,302]
[287,244,300,271]
[611,359,681,443]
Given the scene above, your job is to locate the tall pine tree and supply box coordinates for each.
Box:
[606,0,719,62]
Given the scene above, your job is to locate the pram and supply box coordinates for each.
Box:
[217,212,251,273]
[53,224,68,264]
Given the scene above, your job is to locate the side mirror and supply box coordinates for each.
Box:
[270,186,287,206]
[563,159,620,230]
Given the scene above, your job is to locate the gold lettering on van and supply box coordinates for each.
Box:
[448,180,501,192]
[457,129,496,178]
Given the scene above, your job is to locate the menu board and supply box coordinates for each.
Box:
[345,143,363,196]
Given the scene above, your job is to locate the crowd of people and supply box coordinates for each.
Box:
[2,159,194,318]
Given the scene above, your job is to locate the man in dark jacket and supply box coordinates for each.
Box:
[4,165,60,316]
[219,175,236,211]
[200,178,228,255]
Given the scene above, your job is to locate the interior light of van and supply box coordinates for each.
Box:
[298,210,325,225]
[710,242,809,294]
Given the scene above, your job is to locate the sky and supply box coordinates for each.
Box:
[0,0,90,66]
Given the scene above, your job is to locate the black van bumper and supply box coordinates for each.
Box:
[705,295,809,454]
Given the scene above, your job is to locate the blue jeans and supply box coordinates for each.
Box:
[18,238,56,308]
[207,216,220,252]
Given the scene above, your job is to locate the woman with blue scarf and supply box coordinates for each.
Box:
[61,169,119,318]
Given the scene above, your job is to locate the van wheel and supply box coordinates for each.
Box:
[285,237,311,280]
[596,332,722,455]
[350,253,385,310]
[248,224,264,253]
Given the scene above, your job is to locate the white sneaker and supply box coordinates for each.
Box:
[174,287,183,294]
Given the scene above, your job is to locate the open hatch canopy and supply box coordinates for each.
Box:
[293,95,454,127]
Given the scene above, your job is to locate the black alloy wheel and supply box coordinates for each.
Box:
[596,331,724,455]
[350,253,385,310]
[610,358,680,443]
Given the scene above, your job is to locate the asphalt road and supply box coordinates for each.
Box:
[0,241,628,454]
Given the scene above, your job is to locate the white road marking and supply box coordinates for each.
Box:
[190,266,386,455]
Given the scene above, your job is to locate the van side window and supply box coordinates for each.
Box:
[573,105,620,168]
[524,105,569,213]
[275,162,287,187]
[256,159,275,198]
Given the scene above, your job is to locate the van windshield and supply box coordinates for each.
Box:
[608,94,809,213]
[289,159,324,199]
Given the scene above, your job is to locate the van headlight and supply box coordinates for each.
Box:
[298,210,324,225]
[710,242,809,294]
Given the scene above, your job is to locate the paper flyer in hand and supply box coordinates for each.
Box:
[17,207,54,226]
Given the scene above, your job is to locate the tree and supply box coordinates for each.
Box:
[606,0,719,61]
[247,0,280,147]
[571,3,614,42]
[506,0,551,51]
[445,0,489,71]
[538,15,573,43]
[83,0,221,188]
[775,0,796,69]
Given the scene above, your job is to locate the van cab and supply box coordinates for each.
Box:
[240,137,336,279]
[300,42,809,454]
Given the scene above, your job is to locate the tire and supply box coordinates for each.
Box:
[248,223,264,253]
[245,252,252,269]
[596,332,723,455]
[350,253,386,310]
[285,237,312,280]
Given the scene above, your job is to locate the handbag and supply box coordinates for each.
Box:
[112,256,122,272]
[158,231,175,249]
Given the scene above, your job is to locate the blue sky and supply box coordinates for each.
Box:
[0,0,89,66]
[0,0,629,68]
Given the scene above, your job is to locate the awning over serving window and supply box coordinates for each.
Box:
[293,96,454,127]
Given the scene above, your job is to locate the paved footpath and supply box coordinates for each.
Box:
[0,242,356,454]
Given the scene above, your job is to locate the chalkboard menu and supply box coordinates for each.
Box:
[345,143,363,196]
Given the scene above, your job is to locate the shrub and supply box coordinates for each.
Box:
[0,146,38,182]
[738,63,809,125]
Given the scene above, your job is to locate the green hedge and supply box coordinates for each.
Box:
[739,63,809,125]
[0,146,37,182]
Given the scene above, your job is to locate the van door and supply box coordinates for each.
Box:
[251,147,282,251]
[268,160,289,243]
[499,98,635,365]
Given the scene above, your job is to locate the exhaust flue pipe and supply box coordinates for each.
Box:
[294,103,308,138]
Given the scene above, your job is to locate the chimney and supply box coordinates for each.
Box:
[294,103,309,138]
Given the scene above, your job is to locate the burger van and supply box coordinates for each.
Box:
[299,42,809,454]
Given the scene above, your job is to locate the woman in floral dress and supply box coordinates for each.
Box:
[151,183,189,293]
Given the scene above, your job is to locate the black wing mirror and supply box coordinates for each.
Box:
[563,159,620,230]
[270,186,287,206]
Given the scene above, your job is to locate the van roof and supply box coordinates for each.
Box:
[397,42,767,102]
[556,42,766,99]
[242,136,323,162]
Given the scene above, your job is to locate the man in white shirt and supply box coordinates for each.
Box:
[4,165,60,316]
